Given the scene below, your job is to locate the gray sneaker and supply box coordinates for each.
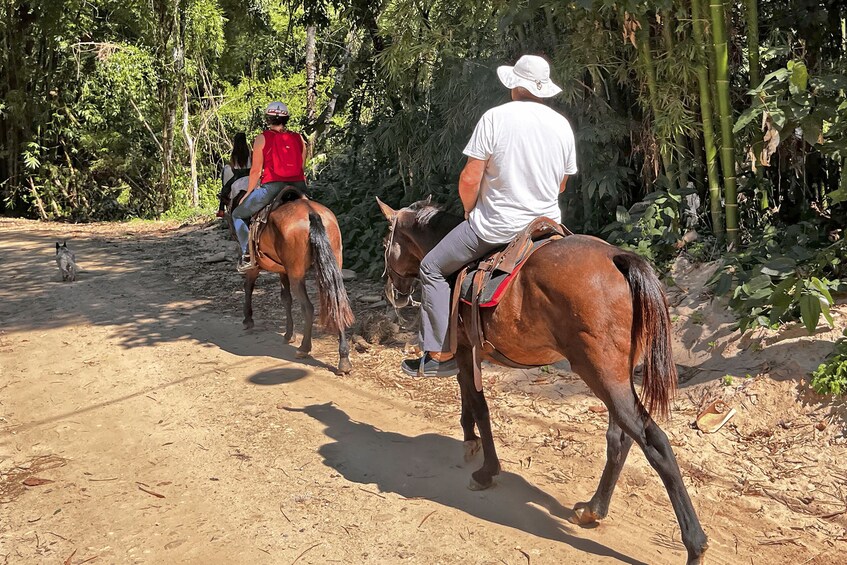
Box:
[401,354,459,377]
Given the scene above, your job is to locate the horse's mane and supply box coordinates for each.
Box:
[406,200,462,236]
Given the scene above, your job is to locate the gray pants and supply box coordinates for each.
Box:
[419,221,499,352]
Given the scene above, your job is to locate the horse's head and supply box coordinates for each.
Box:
[377,197,425,308]
[376,196,459,308]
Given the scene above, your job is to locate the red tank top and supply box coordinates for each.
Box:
[261,129,306,183]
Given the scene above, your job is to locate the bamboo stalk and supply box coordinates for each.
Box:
[637,13,676,188]
[660,12,689,193]
[745,0,760,88]
[709,0,739,247]
[691,0,724,236]
[746,0,763,183]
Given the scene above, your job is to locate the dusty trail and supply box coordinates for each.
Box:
[0,219,842,564]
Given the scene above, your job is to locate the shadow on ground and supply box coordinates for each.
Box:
[290,402,653,565]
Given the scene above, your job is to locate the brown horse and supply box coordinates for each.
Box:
[242,195,354,374]
[377,198,707,564]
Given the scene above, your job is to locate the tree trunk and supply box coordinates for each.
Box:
[305,25,317,123]
[710,0,739,247]
[183,89,198,207]
[691,0,724,236]
[311,32,356,143]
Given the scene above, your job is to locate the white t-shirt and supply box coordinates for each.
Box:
[222,157,252,200]
[463,100,577,243]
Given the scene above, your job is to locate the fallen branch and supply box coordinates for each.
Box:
[418,510,437,529]
[291,542,322,565]
[137,485,165,499]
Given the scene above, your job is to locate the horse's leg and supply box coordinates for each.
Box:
[290,276,314,358]
[573,413,634,524]
[455,346,500,490]
[607,382,708,565]
[278,273,294,343]
[457,370,481,462]
[337,329,352,375]
[242,269,259,330]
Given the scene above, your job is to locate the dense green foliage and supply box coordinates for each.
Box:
[2,1,847,346]
[709,225,845,332]
[811,330,847,396]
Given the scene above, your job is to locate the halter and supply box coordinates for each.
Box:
[383,215,420,308]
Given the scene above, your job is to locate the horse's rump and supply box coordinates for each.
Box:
[479,235,630,360]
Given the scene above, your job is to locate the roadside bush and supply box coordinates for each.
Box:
[709,223,846,333]
[810,330,847,396]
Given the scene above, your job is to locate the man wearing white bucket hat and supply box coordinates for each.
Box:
[402,54,577,377]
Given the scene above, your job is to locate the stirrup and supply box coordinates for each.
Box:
[237,254,256,273]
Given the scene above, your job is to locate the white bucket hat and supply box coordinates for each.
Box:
[497,55,562,98]
[265,101,289,116]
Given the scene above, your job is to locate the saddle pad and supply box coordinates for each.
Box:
[458,238,549,308]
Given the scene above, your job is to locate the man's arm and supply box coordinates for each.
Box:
[459,157,486,219]
[559,175,569,194]
[245,134,265,196]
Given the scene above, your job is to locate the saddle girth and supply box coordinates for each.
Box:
[449,217,572,391]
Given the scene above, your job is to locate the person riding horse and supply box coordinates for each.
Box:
[216,132,252,217]
[402,54,578,377]
[232,101,309,272]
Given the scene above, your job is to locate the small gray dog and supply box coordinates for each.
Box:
[56,241,77,282]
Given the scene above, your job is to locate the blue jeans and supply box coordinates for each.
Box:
[231,182,286,254]
[419,221,499,352]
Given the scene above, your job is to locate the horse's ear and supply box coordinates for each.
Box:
[375,197,397,222]
[56,242,60,250]
[424,194,432,206]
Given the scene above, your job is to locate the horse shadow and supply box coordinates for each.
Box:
[288,402,651,565]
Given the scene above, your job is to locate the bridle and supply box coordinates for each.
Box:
[382,215,420,308]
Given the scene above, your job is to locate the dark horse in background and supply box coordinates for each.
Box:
[242,193,354,374]
[377,198,707,565]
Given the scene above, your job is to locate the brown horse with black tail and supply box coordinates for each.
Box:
[242,194,354,374]
[377,198,708,564]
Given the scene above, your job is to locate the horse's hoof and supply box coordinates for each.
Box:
[283,333,295,343]
[463,439,482,462]
[337,358,353,375]
[243,320,254,330]
[686,542,708,565]
[295,350,311,359]
[570,503,601,525]
[468,475,495,491]
[468,469,495,491]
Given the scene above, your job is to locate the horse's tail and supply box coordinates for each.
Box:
[308,211,355,333]
[612,252,676,420]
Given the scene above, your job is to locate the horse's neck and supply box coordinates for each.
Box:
[411,212,462,256]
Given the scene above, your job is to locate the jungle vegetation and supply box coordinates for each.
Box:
[2,1,846,384]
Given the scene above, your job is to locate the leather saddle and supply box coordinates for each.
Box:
[448,217,572,379]
[249,186,309,262]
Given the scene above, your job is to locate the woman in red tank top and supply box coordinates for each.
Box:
[231,101,309,271]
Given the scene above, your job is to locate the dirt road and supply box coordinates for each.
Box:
[1,219,843,564]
